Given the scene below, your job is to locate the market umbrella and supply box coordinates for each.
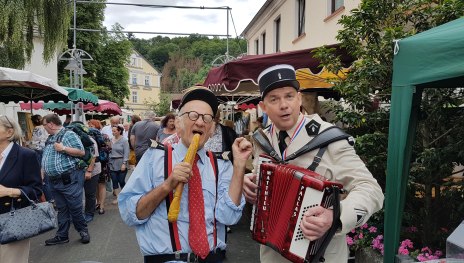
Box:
[64,87,98,105]
[0,67,68,103]
[203,44,353,101]
[21,99,121,116]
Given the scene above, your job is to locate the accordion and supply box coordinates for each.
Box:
[250,155,343,263]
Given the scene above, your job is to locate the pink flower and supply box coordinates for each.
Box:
[417,255,427,261]
[371,235,384,254]
[421,247,432,254]
[359,233,364,239]
[398,247,409,255]
[361,223,368,229]
[400,239,414,249]
[406,226,418,233]
[346,236,354,245]
[369,226,377,233]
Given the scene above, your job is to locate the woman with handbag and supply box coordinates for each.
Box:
[0,115,42,263]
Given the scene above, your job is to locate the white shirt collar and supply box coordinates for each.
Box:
[0,141,14,170]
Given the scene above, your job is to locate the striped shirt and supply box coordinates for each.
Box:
[42,128,84,177]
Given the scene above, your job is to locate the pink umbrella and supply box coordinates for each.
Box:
[20,102,43,110]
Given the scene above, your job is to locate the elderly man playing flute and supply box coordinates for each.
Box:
[119,87,252,263]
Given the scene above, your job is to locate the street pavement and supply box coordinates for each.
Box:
[29,186,260,263]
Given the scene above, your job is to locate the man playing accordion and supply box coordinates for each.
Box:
[243,64,384,262]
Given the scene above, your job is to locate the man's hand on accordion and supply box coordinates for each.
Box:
[243,173,258,204]
[300,206,334,241]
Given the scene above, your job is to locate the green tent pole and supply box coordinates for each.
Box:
[384,86,422,263]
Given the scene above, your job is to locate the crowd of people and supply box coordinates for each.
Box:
[0,64,384,263]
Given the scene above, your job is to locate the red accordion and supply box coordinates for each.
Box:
[250,155,343,263]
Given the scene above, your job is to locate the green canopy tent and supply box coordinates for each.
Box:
[385,17,464,262]
[65,87,98,105]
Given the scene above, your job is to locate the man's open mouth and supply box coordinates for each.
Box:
[193,130,203,135]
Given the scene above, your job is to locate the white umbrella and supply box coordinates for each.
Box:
[0,67,68,104]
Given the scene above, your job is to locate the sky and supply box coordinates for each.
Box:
[103,0,267,39]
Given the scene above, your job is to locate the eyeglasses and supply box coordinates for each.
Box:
[0,115,13,128]
[179,111,214,124]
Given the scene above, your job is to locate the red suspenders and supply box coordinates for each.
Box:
[164,145,218,252]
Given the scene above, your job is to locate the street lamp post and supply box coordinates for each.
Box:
[58,0,93,123]
[59,48,93,122]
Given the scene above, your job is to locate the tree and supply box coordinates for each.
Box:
[145,92,171,117]
[95,24,132,106]
[0,0,72,68]
[161,51,202,93]
[58,1,132,106]
[314,0,464,250]
[130,35,247,91]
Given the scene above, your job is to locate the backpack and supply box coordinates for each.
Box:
[57,122,94,167]
[88,127,109,162]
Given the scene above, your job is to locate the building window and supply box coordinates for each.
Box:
[132,91,138,103]
[330,0,344,13]
[131,74,137,85]
[274,17,281,52]
[261,32,266,55]
[144,75,150,86]
[130,57,137,67]
[255,39,259,54]
[297,0,305,37]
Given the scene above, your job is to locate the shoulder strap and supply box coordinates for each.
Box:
[55,129,68,144]
[285,126,351,162]
[207,151,219,247]
[252,128,283,163]
[211,151,232,161]
[150,139,165,151]
[164,144,181,252]
[307,147,327,171]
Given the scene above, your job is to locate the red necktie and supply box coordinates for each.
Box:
[188,155,210,259]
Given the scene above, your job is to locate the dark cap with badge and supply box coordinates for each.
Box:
[257,64,300,99]
[178,86,219,115]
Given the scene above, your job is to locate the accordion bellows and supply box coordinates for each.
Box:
[251,155,343,263]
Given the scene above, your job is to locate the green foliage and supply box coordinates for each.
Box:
[58,1,131,107]
[130,35,246,92]
[314,0,464,250]
[145,92,171,117]
[160,51,202,93]
[95,24,132,106]
[0,0,72,68]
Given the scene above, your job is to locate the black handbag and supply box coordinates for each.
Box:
[0,189,57,244]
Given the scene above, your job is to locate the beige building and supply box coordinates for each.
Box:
[242,0,360,54]
[124,50,162,116]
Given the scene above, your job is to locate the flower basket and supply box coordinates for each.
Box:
[355,247,383,263]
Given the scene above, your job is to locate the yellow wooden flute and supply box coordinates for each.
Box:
[167,133,200,222]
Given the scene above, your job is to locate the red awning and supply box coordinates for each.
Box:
[237,103,257,110]
[203,44,353,96]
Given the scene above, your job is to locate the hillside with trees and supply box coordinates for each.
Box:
[130,35,247,93]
